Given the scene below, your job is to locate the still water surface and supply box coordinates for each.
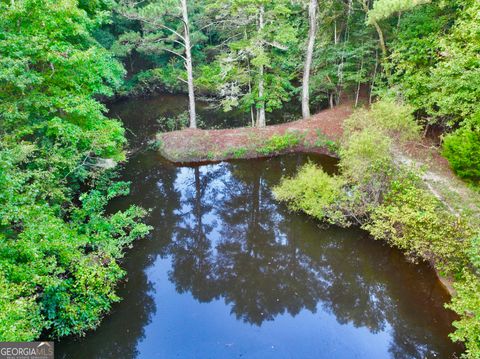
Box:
[56,96,462,358]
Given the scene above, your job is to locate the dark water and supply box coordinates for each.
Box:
[56,95,462,358]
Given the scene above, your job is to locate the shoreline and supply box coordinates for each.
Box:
[157,103,352,163]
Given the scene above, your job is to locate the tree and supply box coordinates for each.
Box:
[359,0,387,59]
[206,0,299,127]
[0,0,150,340]
[302,0,318,119]
[116,0,200,128]
[309,0,377,107]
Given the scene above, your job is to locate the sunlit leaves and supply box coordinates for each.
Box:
[0,0,150,341]
[368,0,430,24]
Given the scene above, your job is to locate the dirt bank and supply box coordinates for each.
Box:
[158,104,353,163]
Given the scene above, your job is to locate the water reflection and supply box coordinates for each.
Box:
[57,153,462,358]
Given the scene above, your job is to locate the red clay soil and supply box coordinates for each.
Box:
[158,103,353,163]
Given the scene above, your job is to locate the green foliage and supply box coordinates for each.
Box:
[273,163,348,225]
[0,141,151,339]
[314,130,339,153]
[337,100,420,216]
[257,132,300,155]
[343,100,420,142]
[310,1,377,107]
[446,271,480,359]
[368,0,430,24]
[121,66,186,96]
[443,114,480,183]
[156,111,207,132]
[364,174,471,275]
[205,0,300,121]
[231,147,248,159]
[340,126,392,182]
[274,102,480,357]
[0,272,43,341]
[389,0,480,126]
[157,111,190,132]
[0,0,150,341]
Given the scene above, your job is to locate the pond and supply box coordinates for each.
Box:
[56,95,463,358]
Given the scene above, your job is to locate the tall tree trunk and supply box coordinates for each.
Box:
[355,57,364,107]
[181,0,197,129]
[247,57,255,127]
[360,0,387,59]
[370,49,378,104]
[302,0,317,119]
[372,20,387,59]
[256,5,266,128]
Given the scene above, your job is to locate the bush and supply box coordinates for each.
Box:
[343,100,420,142]
[121,66,186,97]
[446,271,480,359]
[340,126,393,183]
[364,174,471,275]
[273,163,348,226]
[443,114,480,182]
[257,133,301,155]
[275,101,479,358]
[0,0,151,341]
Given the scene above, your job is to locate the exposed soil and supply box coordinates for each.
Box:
[158,103,352,163]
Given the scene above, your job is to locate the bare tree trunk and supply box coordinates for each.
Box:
[355,57,364,107]
[257,5,266,128]
[334,21,337,45]
[181,0,197,129]
[372,20,387,59]
[302,0,317,119]
[247,57,255,127]
[369,49,378,104]
[360,0,387,59]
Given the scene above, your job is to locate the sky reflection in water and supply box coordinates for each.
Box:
[57,152,462,359]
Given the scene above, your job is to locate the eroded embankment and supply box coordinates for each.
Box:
[158,104,353,163]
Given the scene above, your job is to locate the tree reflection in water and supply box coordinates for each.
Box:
[167,155,460,358]
[57,153,462,359]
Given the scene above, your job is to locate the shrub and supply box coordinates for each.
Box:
[343,100,420,142]
[231,147,248,159]
[340,126,393,183]
[257,132,300,155]
[446,271,480,359]
[364,175,471,275]
[275,101,480,357]
[273,163,348,226]
[443,114,480,182]
[314,130,339,153]
[121,66,186,97]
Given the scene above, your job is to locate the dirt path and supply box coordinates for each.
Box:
[158,103,353,163]
[396,141,480,223]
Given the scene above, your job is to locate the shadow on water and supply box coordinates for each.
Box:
[56,95,463,358]
[57,151,462,359]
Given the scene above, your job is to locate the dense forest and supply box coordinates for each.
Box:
[0,0,479,357]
